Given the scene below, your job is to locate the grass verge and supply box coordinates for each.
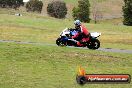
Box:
[0,42,132,88]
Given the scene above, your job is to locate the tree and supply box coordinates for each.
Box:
[72,0,90,23]
[26,0,43,13]
[91,0,103,24]
[47,1,67,19]
[72,7,80,20]
[123,0,132,26]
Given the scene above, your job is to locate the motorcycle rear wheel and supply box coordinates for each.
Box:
[87,38,100,49]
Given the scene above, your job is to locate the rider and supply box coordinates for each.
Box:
[72,20,90,46]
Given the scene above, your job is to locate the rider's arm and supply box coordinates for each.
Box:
[72,33,79,39]
[81,25,89,36]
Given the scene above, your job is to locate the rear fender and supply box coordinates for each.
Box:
[90,32,101,38]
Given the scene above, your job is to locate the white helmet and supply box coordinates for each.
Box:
[74,20,81,26]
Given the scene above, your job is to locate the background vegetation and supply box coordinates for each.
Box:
[47,1,67,18]
[0,0,23,9]
[72,0,90,22]
[26,0,43,13]
[123,0,132,26]
[0,0,132,88]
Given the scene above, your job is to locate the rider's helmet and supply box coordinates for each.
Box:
[74,20,81,30]
[74,20,81,26]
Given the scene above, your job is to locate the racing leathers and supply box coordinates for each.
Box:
[72,24,90,46]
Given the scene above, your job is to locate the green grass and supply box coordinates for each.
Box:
[0,13,132,49]
[0,8,132,88]
[98,18,123,25]
[64,0,78,4]
[0,42,132,88]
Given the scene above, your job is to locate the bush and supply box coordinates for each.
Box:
[123,0,132,26]
[0,0,24,9]
[26,0,43,13]
[47,1,67,19]
[72,0,90,23]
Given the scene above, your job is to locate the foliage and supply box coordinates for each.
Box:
[72,0,90,23]
[0,0,24,9]
[123,0,132,26]
[26,0,43,13]
[47,1,67,19]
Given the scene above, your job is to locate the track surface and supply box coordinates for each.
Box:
[0,40,132,54]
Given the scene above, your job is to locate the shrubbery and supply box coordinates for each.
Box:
[47,1,67,19]
[26,0,43,13]
[0,0,24,9]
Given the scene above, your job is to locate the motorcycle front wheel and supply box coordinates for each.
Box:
[56,38,66,46]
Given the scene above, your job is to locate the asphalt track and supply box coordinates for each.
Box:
[0,40,132,54]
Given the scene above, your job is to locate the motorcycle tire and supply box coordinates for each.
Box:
[56,38,66,46]
[87,38,100,49]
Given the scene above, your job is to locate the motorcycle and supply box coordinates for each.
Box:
[56,28,101,49]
